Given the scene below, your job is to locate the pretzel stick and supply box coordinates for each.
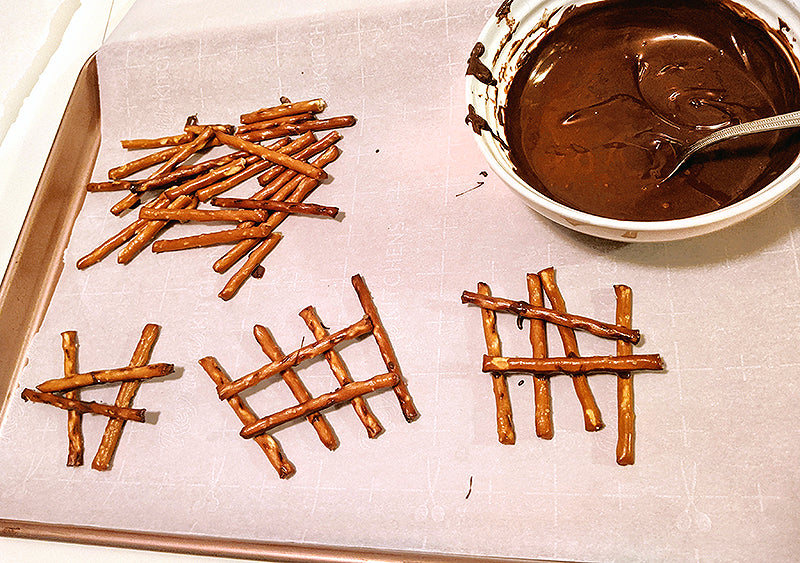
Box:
[460,291,640,343]
[476,282,514,444]
[256,131,341,186]
[184,123,235,136]
[240,372,399,439]
[253,325,338,450]
[21,389,146,422]
[199,356,295,479]
[239,116,357,143]
[121,132,194,150]
[526,274,553,440]
[76,196,175,269]
[194,133,318,202]
[538,267,604,431]
[151,223,275,253]
[87,180,135,192]
[211,197,339,218]
[108,145,183,180]
[130,149,257,194]
[300,306,384,438]
[92,323,160,471]
[236,112,314,134]
[482,354,664,374]
[214,146,340,273]
[37,363,175,393]
[214,130,327,180]
[217,315,374,400]
[240,98,326,124]
[161,157,251,200]
[117,194,196,264]
[61,331,83,466]
[614,284,635,466]
[352,274,419,422]
[217,233,282,301]
[139,207,269,223]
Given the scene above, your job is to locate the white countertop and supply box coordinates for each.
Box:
[0,1,259,561]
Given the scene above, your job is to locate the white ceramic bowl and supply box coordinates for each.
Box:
[466,0,800,242]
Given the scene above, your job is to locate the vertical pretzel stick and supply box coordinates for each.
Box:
[117,195,196,264]
[198,356,295,479]
[214,130,327,180]
[92,323,160,471]
[252,325,338,450]
[194,133,317,202]
[238,116,357,144]
[351,274,419,423]
[240,98,326,124]
[216,315,374,400]
[614,285,635,466]
[213,146,340,274]
[61,331,84,466]
[526,274,553,440]
[76,196,174,269]
[477,282,515,444]
[300,306,384,438]
[539,267,604,431]
[217,233,282,301]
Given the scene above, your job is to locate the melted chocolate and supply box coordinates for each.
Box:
[504,0,800,221]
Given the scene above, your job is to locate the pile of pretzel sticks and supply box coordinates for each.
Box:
[462,267,665,465]
[20,324,172,470]
[77,98,354,300]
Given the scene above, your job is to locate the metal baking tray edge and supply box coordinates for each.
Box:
[0,54,556,563]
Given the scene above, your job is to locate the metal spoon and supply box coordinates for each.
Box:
[661,109,800,181]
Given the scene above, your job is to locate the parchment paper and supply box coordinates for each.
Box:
[1,1,799,561]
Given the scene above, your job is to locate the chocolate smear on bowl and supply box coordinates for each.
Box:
[503,0,800,221]
[466,42,497,86]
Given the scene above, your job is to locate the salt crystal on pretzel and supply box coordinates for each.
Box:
[253,325,339,450]
[92,323,161,471]
[199,356,295,479]
[21,389,147,422]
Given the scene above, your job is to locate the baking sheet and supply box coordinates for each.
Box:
[1,0,800,561]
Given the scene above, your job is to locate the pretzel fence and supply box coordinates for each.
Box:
[200,274,419,478]
[462,267,664,465]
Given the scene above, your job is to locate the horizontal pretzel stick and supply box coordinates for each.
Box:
[139,207,269,223]
[538,266,603,432]
[239,116,357,144]
[92,323,160,471]
[87,180,135,192]
[217,233,282,301]
[185,123,235,136]
[235,112,314,134]
[460,291,640,344]
[240,372,399,439]
[615,284,635,466]
[253,325,338,450]
[121,131,194,150]
[352,274,419,422]
[527,273,553,440]
[214,146,340,273]
[240,98,326,124]
[61,331,83,466]
[477,282,514,444]
[194,133,317,202]
[108,145,183,180]
[130,149,255,194]
[199,356,295,479]
[21,389,146,422]
[256,131,341,186]
[300,306,384,438]
[211,197,339,218]
[162,157,252,200]
[37,363,175,393]
[151,223,274,253]
[482,354,664,375]
[217,315,374,400]
[214,130,327,180]
[76,195,175,269]
[118,194,197,264]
